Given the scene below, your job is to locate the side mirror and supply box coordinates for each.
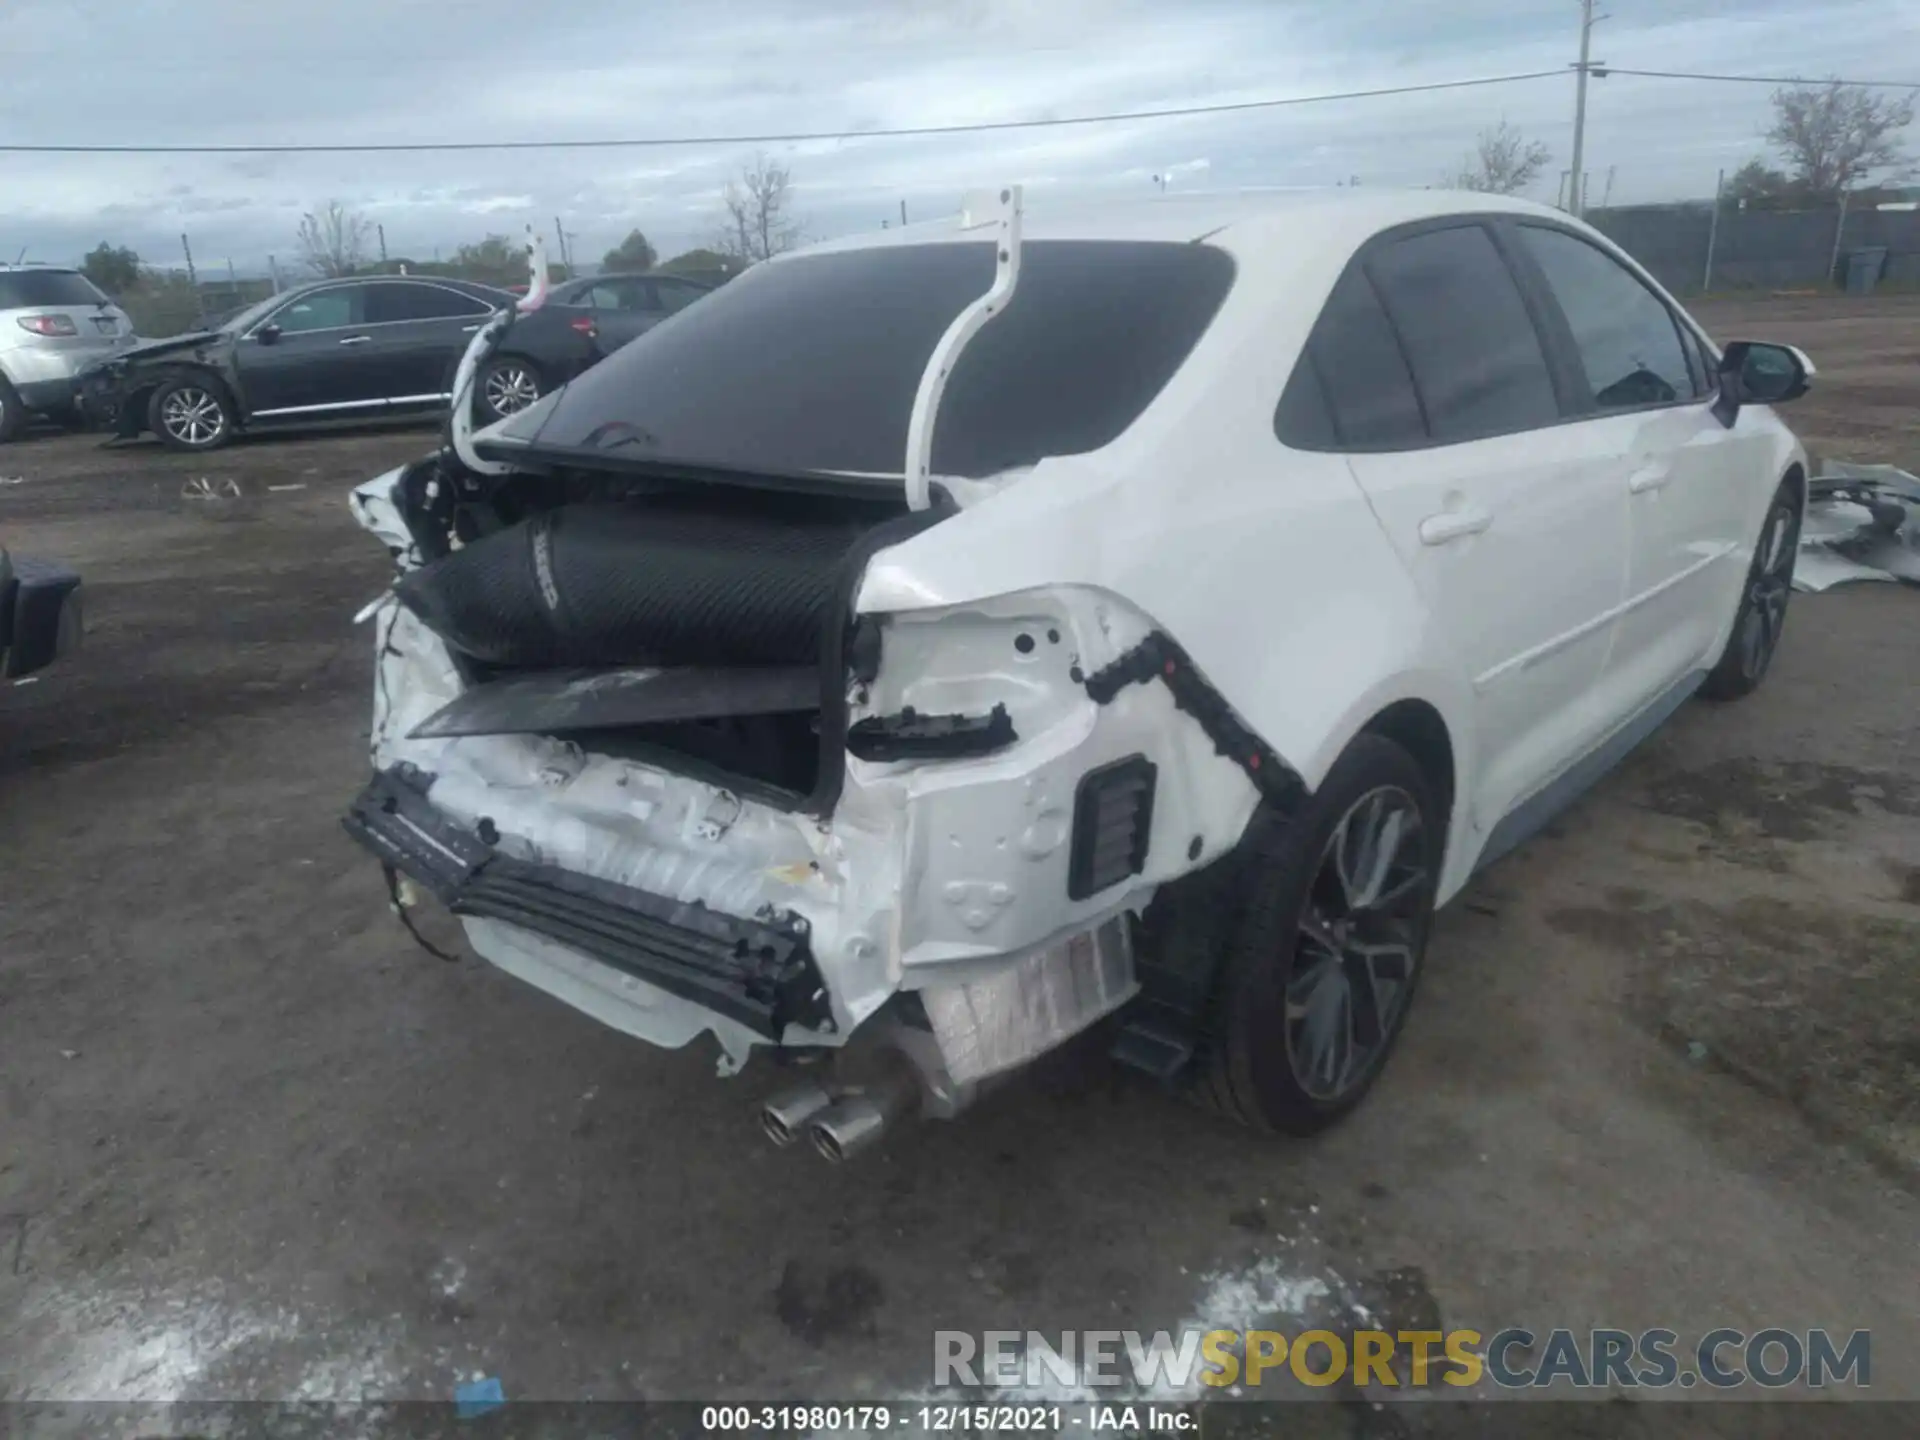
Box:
[1711,340,1814,428]
[253,323,282,345]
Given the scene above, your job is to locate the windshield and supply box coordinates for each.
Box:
[490,240,1236,482]
[0,269,111,309]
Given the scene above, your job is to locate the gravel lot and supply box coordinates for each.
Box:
[2,296,1917,1424]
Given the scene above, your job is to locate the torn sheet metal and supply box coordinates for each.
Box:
[1796,464,1920,592]
[919,917,1137,1085]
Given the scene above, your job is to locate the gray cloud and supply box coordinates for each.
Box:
[3,0,1913,273]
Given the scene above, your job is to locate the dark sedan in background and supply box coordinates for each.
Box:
[78,276,599,452]
[542,272,714,350]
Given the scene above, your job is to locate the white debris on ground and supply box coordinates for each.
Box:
[1796,463,1920,592]
[4,1275,404,1408]
[846,1240,1347,1436]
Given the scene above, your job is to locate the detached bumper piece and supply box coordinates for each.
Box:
[2,556,83,679]
[342,767,829,1039]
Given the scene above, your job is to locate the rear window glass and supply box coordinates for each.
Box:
[0,270,111,309]
[495,241,1236,481]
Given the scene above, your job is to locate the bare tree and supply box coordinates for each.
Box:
[1447,121,1552,196]
[716,154,801,265]
[296,201,373,277]
[1765,81,1914,198]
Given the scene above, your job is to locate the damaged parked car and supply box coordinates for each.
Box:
[341,190,1812,1159]
[77,275,600,452]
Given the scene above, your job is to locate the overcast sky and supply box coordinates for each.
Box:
[5,0,1915,276]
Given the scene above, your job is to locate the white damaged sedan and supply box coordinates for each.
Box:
[344,188,1812,1159]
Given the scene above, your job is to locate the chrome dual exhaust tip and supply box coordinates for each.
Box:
[760,1081,836,1147]
[808,1070,919,1164]
[761,1069,920,1162]
[809,1095,892,1163]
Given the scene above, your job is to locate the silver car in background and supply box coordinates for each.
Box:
[0,264,137,442]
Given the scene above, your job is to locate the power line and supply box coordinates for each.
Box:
[7,65,1914,158]
[0,70,1569,155]
[1606,67,1920,88]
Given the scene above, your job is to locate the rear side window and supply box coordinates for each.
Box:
[1279,269,1426,450]
[1516,226,1693,410]
[1366,225,1560,443]
[0,270,111,309]
[366,283,491,323]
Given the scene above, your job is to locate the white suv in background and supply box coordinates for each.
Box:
[0,265,137,441]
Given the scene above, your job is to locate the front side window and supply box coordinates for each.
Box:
[366,283,492,323]
[272,287,364,333]
[1517,226,1693,410]
[1366,224,1560,443]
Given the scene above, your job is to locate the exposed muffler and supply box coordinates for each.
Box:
[809,1068,920,1164]
[760,1080,836,1147]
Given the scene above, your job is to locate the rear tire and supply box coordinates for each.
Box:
[0,379,25,443]
[1187,734,1441,1135]
[148,374,235,452]
[1700,480,1799,702]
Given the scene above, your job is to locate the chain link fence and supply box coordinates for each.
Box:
[1590,200,1920,297]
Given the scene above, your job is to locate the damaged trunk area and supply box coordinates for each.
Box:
[389,464,933,805]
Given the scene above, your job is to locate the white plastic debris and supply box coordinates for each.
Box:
[1796,464,1920,592]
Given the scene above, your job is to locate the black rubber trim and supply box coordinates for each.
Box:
[342,766,829,1039]
[846,702,1015,763]
[1082,632,1308,812]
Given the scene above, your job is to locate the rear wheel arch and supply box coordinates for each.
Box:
[1360,697,1456,834]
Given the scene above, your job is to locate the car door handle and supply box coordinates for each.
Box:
[1627,462,1672,493]
[462,324,481,333]
[338,334,372,347]
[1417,508,1493,545]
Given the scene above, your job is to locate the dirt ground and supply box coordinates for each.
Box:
[2,295,1918,1427]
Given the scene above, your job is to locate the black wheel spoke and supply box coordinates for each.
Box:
[1344,953,1384,1049]
[1283,783,1431,1103]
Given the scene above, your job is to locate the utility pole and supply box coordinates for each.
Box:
[268,254,281,293]
[378,223,388,267]
[179,233,204,326]
[1568,0,1609,217]
[900,198,908,227]
[553,217,570,274]
[1703,169,1724,292]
